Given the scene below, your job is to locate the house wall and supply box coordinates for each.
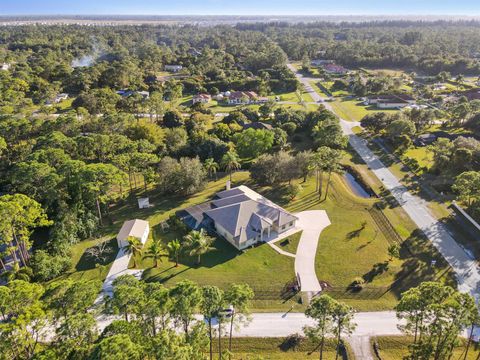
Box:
[377,102,409,109]
[214,223,240,249]
[273,220,296,234]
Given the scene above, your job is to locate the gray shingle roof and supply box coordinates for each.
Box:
[205,186,297,242]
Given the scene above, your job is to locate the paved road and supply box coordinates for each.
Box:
[294,210,331,293]
[92,311,402,338]
[288,63,480,301]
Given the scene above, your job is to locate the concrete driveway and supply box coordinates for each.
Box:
[294,210,331,293]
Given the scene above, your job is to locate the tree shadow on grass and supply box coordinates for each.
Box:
[75,238,118,272]
[362,261,389,283]
[347,221,367,239]
[388,229,457,299]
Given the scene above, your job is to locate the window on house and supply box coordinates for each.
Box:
[282,225,285,230]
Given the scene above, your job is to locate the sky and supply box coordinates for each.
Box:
[1,0,480,16]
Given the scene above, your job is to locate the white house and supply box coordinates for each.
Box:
[165,65,183,73]
[116,219,150,249]
[227,91,258,105]
[366,94,415,109]
[54,93,69,103]
[179,185,298,250]
[1,63,10,71]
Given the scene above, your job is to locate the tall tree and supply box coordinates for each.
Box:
[201,286,225,360]
[169,280,202,335]
[303,294,338,360]
[122,236,143,268]
[144,239,163,268]
[221,150,241,183]
[167,239,182,267]
[184,229,215,265]
[224,284,254,357]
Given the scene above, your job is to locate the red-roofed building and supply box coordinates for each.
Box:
[323,63,349,75]
[192,94,211,104]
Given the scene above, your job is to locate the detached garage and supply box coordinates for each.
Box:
[116,219,150,249]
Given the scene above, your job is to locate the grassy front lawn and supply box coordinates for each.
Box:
[284,157,454,311]
[276,231,302,255]
[373,336,480,360]
[403,146,434,170]
[329,98,396,122]
[213,337,353,360]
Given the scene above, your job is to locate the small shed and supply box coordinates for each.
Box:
[116,219,150,249]
[137,197,151,209]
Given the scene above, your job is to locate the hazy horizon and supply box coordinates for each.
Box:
[1,0,480,16]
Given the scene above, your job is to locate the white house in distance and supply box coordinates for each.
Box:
[365,94,415,109]
[178,185,298,250]
[164,64,183,73]
[116,219,150,249]
[192,94,211,104]
[227,91,268,105]
[1,63,11,71]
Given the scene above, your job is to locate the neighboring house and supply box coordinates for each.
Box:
[138,91,150,99]
[243,121,273,131]
[165,64,183,73]
[54,93,69,103]
[227,91,259,105]
[178,185,298,250]
[116,219,150,249]
[365,94,415,109]
[323,63,349,75]
[192,94,211,104]
[188,48,202,57]
[116,90,150,99]
[46,93,69,105]
[311,59,334,66]
[415,133,437,146]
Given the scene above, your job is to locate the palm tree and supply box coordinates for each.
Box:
[184,229,215,265]
[167,239,182,267]
[221,150,241,183]
[144,239,163,268]
[456,74,465,89]
[323,149,343,201]
[123,236,143,268]
[204,158,219,180]
[311,147,331,199]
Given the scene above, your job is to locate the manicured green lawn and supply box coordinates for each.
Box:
[373,336,480,360]
[329,98,397,122]
[62,237,118,283]
[284,159,454,310]
[321,81,350,97]
[276,231,302,255]
[213,337,353,360]
[403,146,434,170]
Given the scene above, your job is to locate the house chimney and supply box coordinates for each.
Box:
[226,180,231,190]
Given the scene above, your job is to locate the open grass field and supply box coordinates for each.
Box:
[211,337,353,360]
[403,146,434,170]
[329,98,397,122]
[276,231,302,255]
[373,336,480,360]
[320,81,350,97]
